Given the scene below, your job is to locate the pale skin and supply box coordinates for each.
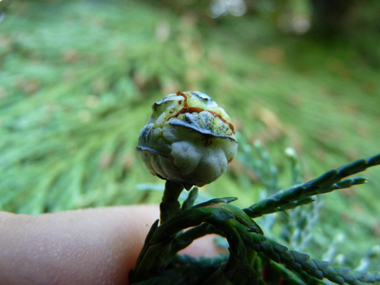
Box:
[0,205,222,285]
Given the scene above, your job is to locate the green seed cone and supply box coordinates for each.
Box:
[137,91,238,190]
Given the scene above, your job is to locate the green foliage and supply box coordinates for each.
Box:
[244,153,380,218]
[130,152,380,284]
[1,0,380,277]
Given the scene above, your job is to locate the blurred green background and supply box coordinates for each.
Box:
[1,0,379,270]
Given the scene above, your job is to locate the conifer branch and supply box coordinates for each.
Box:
[246,232,380,284]
[244,153,380,218]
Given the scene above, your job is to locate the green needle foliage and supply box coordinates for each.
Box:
[130,153,380,284]
[1,0,380,280]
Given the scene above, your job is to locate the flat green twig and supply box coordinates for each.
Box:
[246,232,380,285]
[244,153,380,218]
